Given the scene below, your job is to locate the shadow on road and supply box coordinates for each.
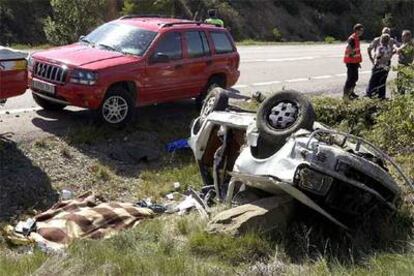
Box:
[31,100,198,177]
[0,135,57,221]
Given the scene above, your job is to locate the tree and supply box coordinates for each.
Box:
[44,0,107,45]
[0,0,50,45]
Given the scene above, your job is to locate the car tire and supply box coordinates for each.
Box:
[98,87,135,127]
[199,87,229,122]
[32,93,66,111]
[196,77,224,110]
[256,90,315,145]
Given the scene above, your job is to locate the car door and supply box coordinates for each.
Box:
[143,31,188,103]
[209,31,238,80]
[0,58,27,100]
[181,30,212,97]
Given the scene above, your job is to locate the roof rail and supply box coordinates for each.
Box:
[119,14,165,20]
[161,21,205,28]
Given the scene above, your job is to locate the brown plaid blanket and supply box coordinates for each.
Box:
[28,193,154,250]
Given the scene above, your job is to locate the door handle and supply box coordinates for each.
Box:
[174,64,183,69]
[206,60,213,66]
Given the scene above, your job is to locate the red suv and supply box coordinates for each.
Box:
[28,16,240,126]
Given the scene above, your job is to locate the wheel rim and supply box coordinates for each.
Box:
[268,101,298,129]
[102,95,129,124]
[201,96,217,119]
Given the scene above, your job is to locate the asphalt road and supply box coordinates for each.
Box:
[0,43,395,141]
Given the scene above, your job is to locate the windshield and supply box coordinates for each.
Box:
[83,23,157,56]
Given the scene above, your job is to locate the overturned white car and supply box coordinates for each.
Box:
[189,88,412,229]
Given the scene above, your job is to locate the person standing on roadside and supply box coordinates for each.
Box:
[343,23,364,100]
[367,27,398,64]
[205,9,224,27]
[365,34,394,99]
[395,30,414,94]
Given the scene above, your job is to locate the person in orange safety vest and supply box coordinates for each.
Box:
[343,23,364,100]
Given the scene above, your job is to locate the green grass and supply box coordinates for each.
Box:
[10,44,51,50]
[0,216,264,275]
[1,91,414,274]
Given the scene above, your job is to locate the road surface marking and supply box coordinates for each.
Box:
[252,81,281,86]
[0,107,41,115]
[286,78,308,83]
[234,70,370,89]
[232,84,249,89]
[242,56,317,63]
[312,75,332,80]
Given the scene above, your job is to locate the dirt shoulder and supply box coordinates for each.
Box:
[0,100,201,221]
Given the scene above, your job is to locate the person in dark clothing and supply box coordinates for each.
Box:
[366,34,394,99]
[343,24,364,100]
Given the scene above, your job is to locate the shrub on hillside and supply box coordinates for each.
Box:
[44,0,106,45]
[272,27,283,42]
[324,36,336,44]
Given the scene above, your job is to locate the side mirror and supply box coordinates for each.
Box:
[151,52,170,64]
[79,35,85,41]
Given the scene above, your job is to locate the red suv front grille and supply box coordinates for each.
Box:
[33,61,67,84]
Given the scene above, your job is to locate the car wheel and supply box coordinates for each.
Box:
[196,78,223,109]
[32,93,66,111]
[99,87,135,127]
[256,90,315,145]
[199,87,229,122]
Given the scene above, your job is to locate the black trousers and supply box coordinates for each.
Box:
[344,63,359,90]
[366,66,389,99]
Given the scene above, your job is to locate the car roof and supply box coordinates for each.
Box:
[114,16,225,32]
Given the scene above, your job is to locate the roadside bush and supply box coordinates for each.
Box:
[324,36,336,44]
[366,94,414,154]
[272,27,283,42]
[394,64,414,96]
[311,97,382,135]
[44,0,107,45]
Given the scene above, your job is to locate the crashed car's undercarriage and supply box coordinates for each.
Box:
[189,88,412,230]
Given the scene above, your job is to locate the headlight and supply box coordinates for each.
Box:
[27,55,34,72]
[69,70,97,85]
[295,166,333,196]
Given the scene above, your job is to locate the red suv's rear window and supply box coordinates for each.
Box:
[210,32,234,54]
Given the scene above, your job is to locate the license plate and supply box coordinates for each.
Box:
[32,79,55,95]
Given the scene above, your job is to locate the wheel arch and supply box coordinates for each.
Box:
[208,73,227,88]
[106,81,138,104]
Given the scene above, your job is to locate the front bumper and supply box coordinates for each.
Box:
[28,75,104,109]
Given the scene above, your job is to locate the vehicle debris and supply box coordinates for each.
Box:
[166,138,190,152]
[189,88,412,231]
[207,194,294,236]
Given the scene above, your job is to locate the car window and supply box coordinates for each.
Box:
[185,31,210,58]
[153,32,182,60]
[211,32,234,54]
[83,23,157,56]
